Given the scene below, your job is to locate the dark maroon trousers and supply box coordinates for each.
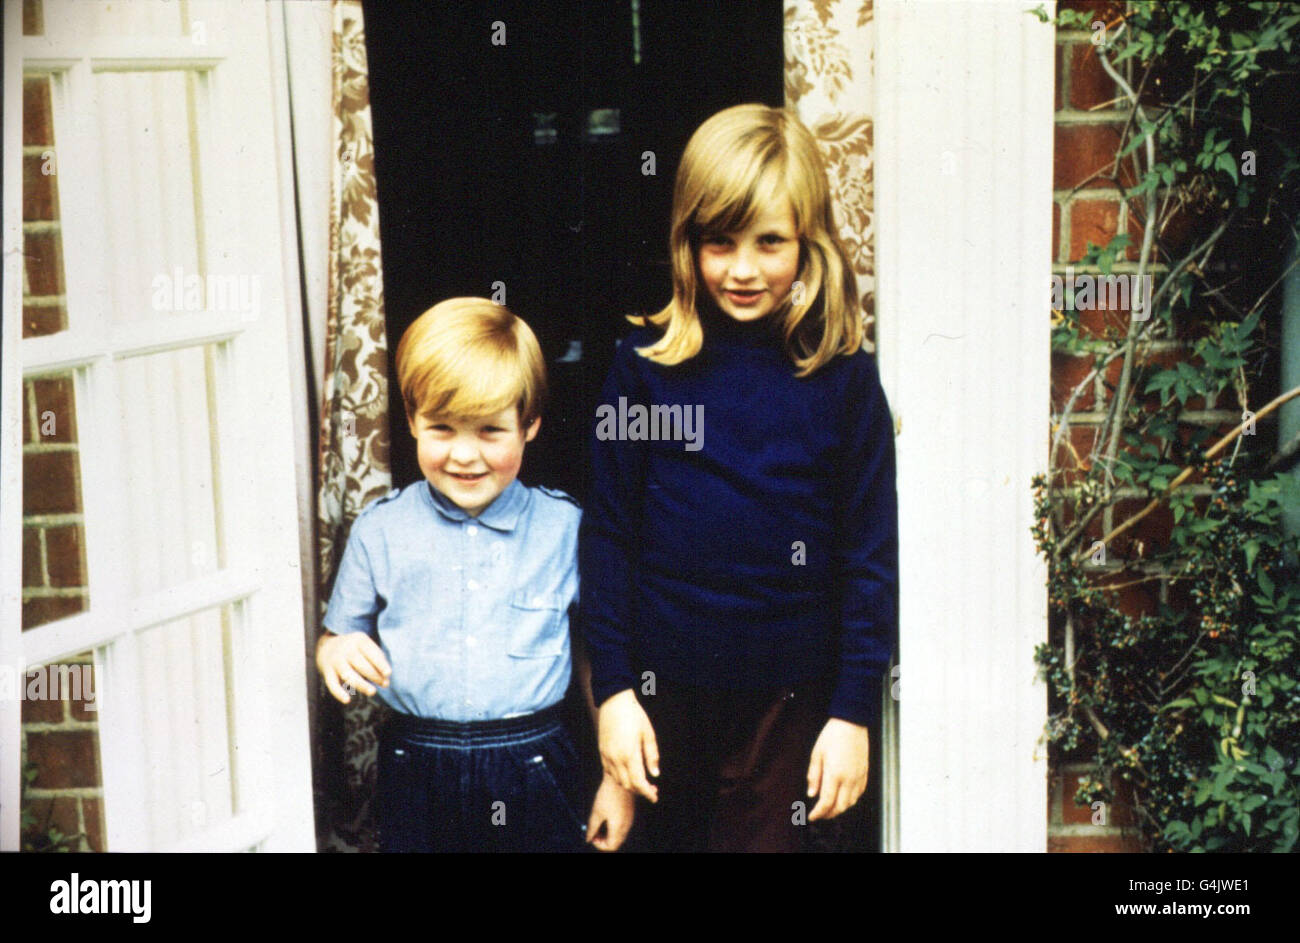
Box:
[627,674,834,853]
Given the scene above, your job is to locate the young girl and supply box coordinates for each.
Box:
[580,103,899,852]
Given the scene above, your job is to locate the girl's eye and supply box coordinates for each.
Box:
[701,234,731,247]
[760,233,789,246]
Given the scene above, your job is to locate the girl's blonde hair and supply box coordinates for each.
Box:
[396,297,547,425]
[635,103,862,377]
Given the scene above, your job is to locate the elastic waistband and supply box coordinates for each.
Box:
[385,701,567,746]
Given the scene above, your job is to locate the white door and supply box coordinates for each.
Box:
[2,0,314,851]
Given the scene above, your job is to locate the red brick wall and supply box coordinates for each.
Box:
[1046,0,1235,853]
[19,8,105,850]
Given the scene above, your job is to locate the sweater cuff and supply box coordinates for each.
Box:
[827,672,885,732]
[590,660,639,709]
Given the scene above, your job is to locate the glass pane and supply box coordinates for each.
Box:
[22,371,89,630]
[22,73,68,338]
[94,71,203,323]
[137,606,237,848]
[115,345,223,598]
[18,651,105,852]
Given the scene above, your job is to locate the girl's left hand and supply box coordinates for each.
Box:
[806,718,870,821]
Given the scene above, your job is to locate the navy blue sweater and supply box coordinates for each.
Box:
[579,306,899,728]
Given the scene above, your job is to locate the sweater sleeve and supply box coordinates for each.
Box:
[578,336,648,707]
[829,351,899,729]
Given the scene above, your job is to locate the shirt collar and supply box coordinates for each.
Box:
[422,478,529,532]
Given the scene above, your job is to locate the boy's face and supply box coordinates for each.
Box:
[696,195,800,323]
[408,406,539,517]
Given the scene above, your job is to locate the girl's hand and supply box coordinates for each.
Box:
[806,717,870,821]
[315,631,391,704]
[586,773,637,851]
[597,689,660,803]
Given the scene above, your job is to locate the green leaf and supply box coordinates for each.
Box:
[1243,105,1252,136]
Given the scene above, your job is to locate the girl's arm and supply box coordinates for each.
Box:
[830,350,900,733]
[578,336,649,709]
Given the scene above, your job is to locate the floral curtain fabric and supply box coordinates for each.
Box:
[313,0,392,854]
[785,0,876,349]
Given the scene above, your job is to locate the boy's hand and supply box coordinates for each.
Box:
[806,717,870,821]
[586,773,637,851]
[316,631,391,704]
[597,689,660,803]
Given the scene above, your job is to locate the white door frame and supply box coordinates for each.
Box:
[874,0,1055,852]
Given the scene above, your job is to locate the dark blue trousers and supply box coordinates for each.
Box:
[376,702,588,853]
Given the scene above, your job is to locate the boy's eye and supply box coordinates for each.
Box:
[481,426,506,434]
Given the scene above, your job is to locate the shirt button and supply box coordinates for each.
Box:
[465,636,476,648]
[532,595,543,606]
[467,579,479,591]
[467,525,478,537]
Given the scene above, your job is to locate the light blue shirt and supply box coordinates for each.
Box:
[323,478,581,721]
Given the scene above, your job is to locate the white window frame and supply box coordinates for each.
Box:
[2,0,314,852]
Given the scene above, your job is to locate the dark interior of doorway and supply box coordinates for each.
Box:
[362,0,880,853]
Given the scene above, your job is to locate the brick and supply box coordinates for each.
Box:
[1052,202,1061,261]
[1069,43,1118,111]
[23,0,44,36]
[23,526,43,587]
[23,229,65,296]
[1055,43,1064,112]
[22,594,86,631]
[1112,497,1175,549]
[22,796,80,845]
[23,449,81,514]
[20,673,64,723]
[1067,198,1119,260]
[45,524,86,588]
[23,301,66,338]
[23,75,53,147]
[1054,123,1125,191]
[23,153,58,221]
[1058,1,1127,18]
[1048,831,1145,852]
[82,797,105,852]
[1052,351,1096,413]
[68,662,99,721]
[31,376,77,443]
[1061,770,1098,825]
[24,729,100,789]
[1052,423,1101,489]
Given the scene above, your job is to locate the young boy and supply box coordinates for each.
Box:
[317,297,634,852]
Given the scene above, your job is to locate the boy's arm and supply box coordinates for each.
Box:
[318,519,392,703]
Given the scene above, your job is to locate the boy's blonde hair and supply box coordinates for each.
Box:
[636,103,862,377]
[395,297,547,424]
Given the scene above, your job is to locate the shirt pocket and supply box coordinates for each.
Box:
[507,590,568,658]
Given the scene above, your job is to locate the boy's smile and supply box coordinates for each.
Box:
[409,406,539,516]
[696,197,801,323]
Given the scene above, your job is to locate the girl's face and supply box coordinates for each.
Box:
[696,196,800,323]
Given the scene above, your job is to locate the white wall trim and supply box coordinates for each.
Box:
[874,0,1055,852]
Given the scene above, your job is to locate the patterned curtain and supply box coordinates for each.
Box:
[785,0,876,350]
[313,0,393,853]
[785,0,881,852]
